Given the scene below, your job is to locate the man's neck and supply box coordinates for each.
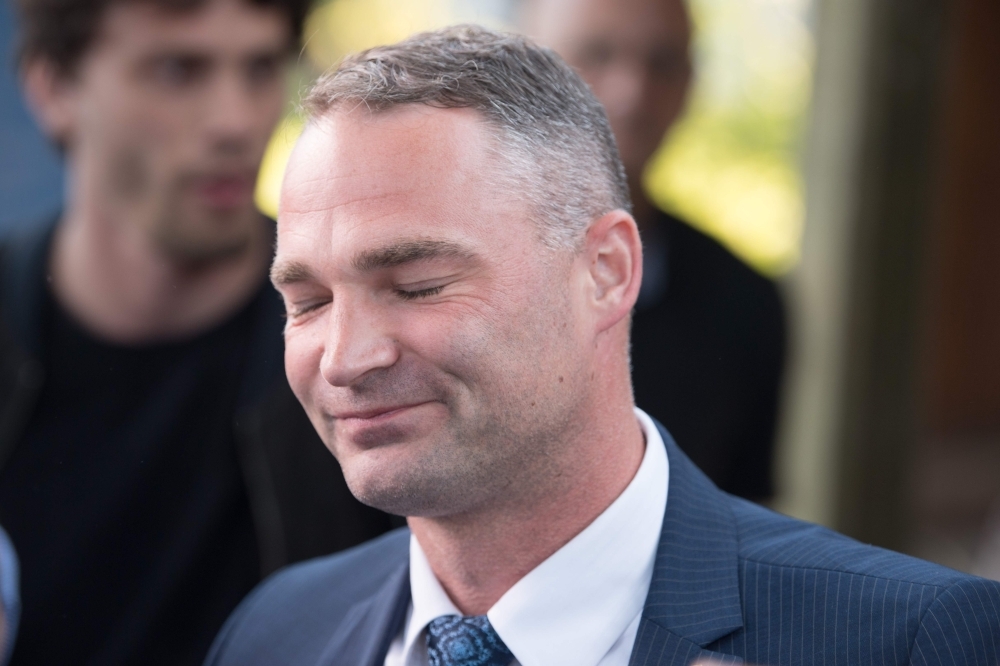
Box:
[408,379,645,616]
[50,207,271,345]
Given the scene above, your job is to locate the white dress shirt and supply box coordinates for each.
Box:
[384,407,669,666]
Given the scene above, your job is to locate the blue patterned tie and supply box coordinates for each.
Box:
[426,615,514,666]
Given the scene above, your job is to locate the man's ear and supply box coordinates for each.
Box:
[582,209,643,333]
[22,57,78,148]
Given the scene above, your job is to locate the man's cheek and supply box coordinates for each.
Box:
[284,338,319,407]
[291,376,336,451]
[108,145,153,201]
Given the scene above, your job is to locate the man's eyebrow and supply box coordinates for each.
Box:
[270,260,315,287]
[352,239,478,272]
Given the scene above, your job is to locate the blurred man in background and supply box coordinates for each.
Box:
[523,0,786,500]
[0,0,397,662]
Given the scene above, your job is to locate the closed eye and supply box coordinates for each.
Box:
[395,285,445,301]
[287,299,330,318]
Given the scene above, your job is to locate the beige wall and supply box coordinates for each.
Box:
[771,0,875,528]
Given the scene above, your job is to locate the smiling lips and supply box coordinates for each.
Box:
[334,403,430,423]
[331,402,435,447]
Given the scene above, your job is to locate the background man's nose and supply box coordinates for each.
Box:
[600,61,650,124]
[205,74,258,153]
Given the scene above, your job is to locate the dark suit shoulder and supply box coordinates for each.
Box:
[708,495,1000,665]
[661,214,783,322]
[729,497,977,587]
[910,575,1000,665]
[257,526,409,610]
[205,528,409,666]
[659,213,786,391]
[631,213,786,499]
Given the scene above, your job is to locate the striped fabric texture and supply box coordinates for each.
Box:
[628,424,1000,666]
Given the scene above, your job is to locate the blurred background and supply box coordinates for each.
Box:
[1,0,998,575]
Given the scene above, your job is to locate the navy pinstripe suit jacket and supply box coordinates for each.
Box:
[206,422,1000,666]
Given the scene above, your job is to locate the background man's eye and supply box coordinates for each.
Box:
[246,56,282,86]
[149,57,208,87]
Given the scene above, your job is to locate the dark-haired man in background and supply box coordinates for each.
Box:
[0,0,397,662]
[523,0,786,500]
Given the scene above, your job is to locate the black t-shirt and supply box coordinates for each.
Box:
[0,286,263,665]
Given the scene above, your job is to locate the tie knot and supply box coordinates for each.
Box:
[426,615,514,666]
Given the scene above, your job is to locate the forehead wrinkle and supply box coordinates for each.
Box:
[280,174,411,216]
[352,239,478,273]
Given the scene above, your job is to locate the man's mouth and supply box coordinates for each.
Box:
[192,173,256,210]
[334,403,432,423]
[330,401,442,448]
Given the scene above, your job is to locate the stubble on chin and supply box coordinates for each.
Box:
[152,215,256,265]
[341,412,541,520]
[153,182,259,264]
[328,362,502,518]
[334,303,583,521]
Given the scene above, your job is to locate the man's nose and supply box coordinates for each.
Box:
[319,294,399,387]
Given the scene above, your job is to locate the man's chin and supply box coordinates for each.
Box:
[154,212,259,264]
[342,470,440,518]
[337,443,464,518]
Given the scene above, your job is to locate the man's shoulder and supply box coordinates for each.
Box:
[730,496,977,588]
[660,212,780,301]
[647,211,785,357]
[253,526,409,612]
[718,497,1000,664]
[206,528,410,665]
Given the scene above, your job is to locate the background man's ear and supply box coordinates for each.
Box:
[583,209,643,333]
[22,58,77,149]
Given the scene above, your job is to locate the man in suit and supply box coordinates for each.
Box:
[207,25,1000,666]
[522,0,786,501]
[0,0,397,661]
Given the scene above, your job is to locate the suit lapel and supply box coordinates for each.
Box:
[630,422,744,665]
[629,619,743,666]
[317,559,411,666]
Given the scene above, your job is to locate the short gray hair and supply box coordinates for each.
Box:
[304,24,631,250]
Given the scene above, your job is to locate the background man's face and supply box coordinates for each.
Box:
[526,0,692,184]
[275,106,591,518]
[44,0,290,260]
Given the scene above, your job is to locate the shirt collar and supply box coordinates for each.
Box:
[402,408,669,666]
[402,534,463,656]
